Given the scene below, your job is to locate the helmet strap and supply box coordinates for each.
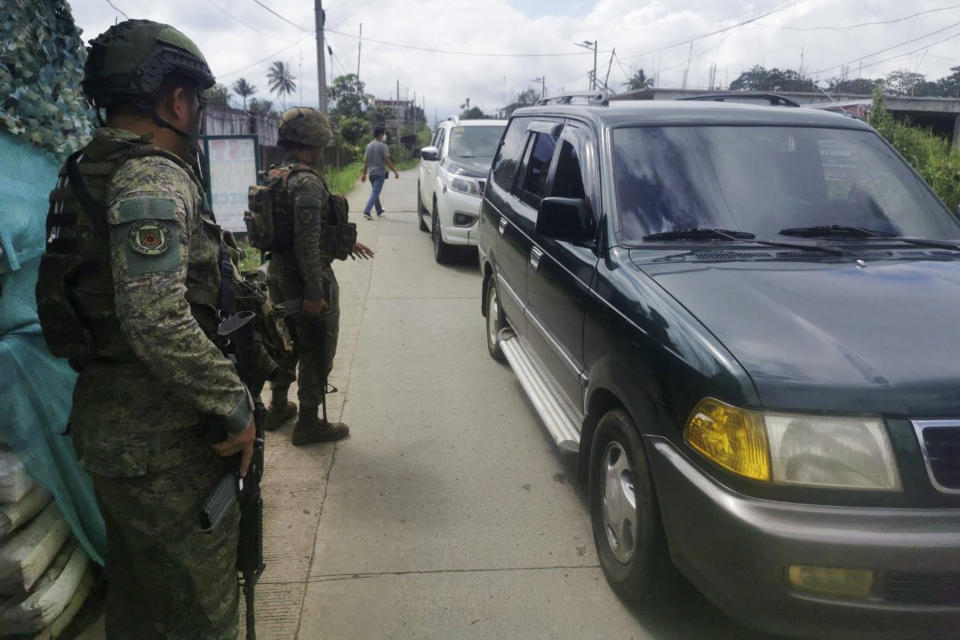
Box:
[150,111,207,185]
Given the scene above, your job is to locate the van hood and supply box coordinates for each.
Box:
[632,255,960,416]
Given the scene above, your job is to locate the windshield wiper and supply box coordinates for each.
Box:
[779,225,897,238]
[640,227,853,256]
[780,225,960,252]
[643,228,755,241]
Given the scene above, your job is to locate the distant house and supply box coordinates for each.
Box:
[202,105,280,147]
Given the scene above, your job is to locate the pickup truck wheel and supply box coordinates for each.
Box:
[417,186,429,232]
[485,275,506,362]
[589,408,673,601]
[432,203,454,264]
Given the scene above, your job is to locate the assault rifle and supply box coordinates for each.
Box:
[278,297,337,423]
[200,311,265,640]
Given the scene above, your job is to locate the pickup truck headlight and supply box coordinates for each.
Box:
[449,176,482,197]
[684,399,901,490]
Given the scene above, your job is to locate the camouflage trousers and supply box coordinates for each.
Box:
[89,427,239,640]
[267,255,340,409]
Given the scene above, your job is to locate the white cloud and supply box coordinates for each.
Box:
[71,0,960,123]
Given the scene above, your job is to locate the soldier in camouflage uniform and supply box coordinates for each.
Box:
[264,107,374,444]
[36,20,251,639]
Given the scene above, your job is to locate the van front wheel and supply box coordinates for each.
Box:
[589,408,675,600]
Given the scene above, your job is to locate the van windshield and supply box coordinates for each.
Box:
[612,126,960,243]
[448,125,505,159]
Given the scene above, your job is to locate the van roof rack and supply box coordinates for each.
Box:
[535,91,609,106]
[677,92,801,107]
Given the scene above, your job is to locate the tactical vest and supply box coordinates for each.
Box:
[38,134,292,376]
[245,163,356,261]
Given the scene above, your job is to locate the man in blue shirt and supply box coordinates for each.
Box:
[360,126,400,220]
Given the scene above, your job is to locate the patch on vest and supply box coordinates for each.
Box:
[128,220,170,256]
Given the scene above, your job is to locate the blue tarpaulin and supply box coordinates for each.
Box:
[0,129,106,564]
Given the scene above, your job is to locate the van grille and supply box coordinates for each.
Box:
[912,421,960,493]
[885,571,960,605]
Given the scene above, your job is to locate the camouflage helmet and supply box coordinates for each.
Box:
[82,19,215,110]
[278,107,332,148]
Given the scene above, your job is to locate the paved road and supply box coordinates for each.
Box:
[256,169,782,640]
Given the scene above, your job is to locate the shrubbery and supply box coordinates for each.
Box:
[870,89,960,211]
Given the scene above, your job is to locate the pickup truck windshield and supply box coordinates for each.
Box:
[612,125,960,243]
[448,126,505,159]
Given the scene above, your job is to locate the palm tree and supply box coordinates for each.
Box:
[624,69,654,92]
[267,61,297,110]
[232,78,256,111]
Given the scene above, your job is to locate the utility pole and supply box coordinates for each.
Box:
[575,40,598,90]
[357,23,362,85]
[682,42,693,90]
[314,0,327,113]
[602,48,615,93]
[530,76,546,99]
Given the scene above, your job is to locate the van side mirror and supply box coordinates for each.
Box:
[420,146,440,162]
[536,197,593,242]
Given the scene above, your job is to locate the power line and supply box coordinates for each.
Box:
[251,0,302,29]
[219,33,314,79]
[324,26,600,58]
[757,5,960,32]
[104,0,129,20]
[205,0,265,35]
[619,0,808,59]
[813,21,960,78]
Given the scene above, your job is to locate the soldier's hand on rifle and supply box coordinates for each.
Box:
[212,416,256,477]
[301,298,329,317]
[351,243,375,260]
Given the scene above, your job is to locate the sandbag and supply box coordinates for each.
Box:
[0,502,69,596]
[0,452,36,505]
[0,537,89,634]
[0,487,51,538]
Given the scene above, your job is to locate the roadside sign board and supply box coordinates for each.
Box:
[202,135,259,233]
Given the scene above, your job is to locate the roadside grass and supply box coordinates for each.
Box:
[871,89,960,211]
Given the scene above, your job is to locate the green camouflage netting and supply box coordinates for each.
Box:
[0,0,95,159]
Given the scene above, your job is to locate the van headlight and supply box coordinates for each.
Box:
[684,399,901,490]
[449,176,482,197]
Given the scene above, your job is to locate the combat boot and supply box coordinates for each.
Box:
[291,406,349,446]
[265,388,297,432]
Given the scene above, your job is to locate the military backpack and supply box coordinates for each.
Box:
[244,163,357,261]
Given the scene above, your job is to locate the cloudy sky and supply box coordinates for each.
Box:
[72,0,960,123]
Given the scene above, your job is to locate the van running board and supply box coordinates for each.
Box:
[498,328,581,452]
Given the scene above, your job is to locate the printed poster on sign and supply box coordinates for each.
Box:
[204,136,258,233]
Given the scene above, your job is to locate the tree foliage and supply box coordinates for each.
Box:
[267,61,297,108]
[624,69,654,91]
[328,74,371,119]
[204,83,230,108]
[516,88,539,106]
[337,115,368,145]
[232,78,256,110]
[248,98,274,116]
[729,66,816,92]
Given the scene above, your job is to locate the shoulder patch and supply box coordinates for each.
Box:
[129,220,170,256]
[115,197,178,224]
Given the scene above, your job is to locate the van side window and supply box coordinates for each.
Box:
[550,141,586,200]
[518,132,558,207]
[491,118,528,189]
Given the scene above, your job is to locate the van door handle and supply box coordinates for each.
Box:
[498,216,508,235]
[530,246,544,270]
